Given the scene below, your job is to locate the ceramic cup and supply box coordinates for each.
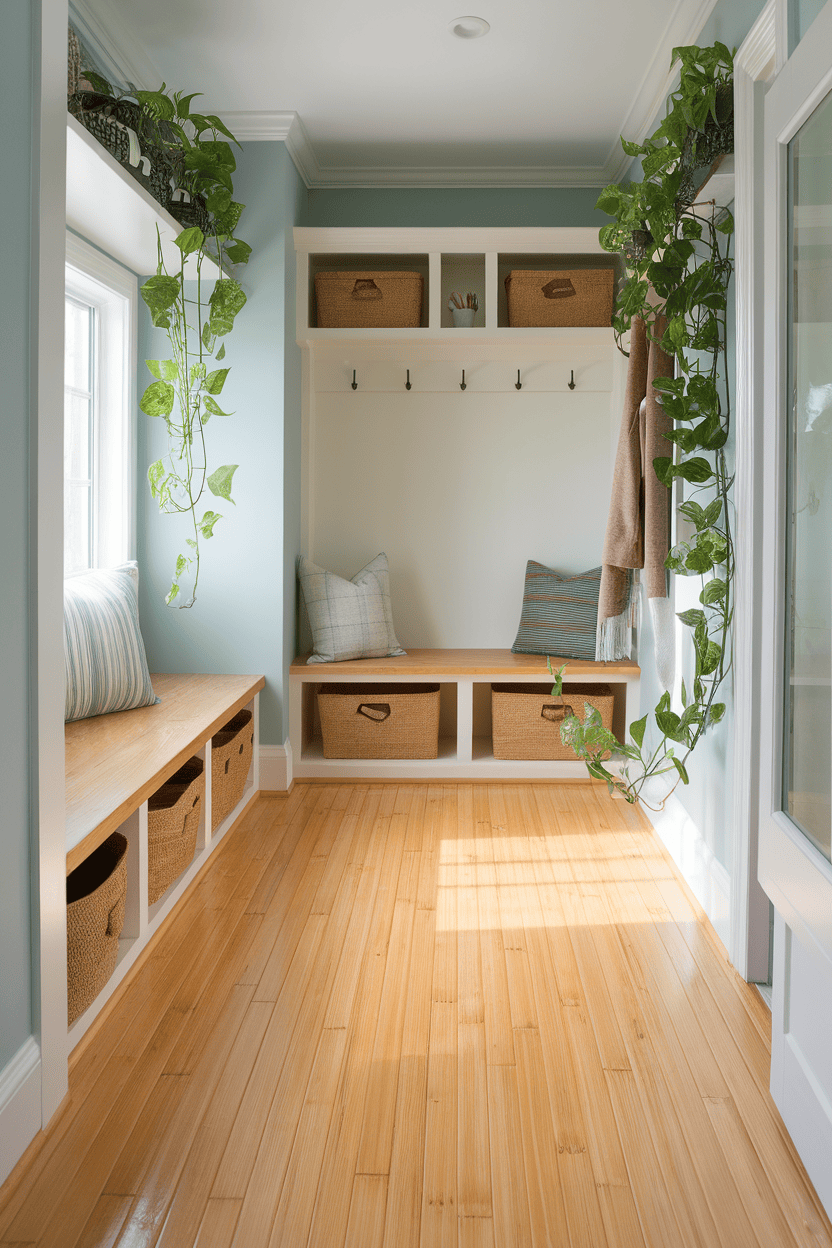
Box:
[452,308,476,328]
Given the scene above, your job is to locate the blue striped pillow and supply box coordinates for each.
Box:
[64,562,158,722]
[511,561,602,661]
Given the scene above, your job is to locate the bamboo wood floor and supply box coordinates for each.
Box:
[2,782,831,1248]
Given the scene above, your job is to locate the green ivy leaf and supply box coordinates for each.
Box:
[653,456,675,487]
[166,580,180,605]
[198,509,222,538]
[204,368,230,394]
[698,640,722,675]
[174,226,204,256]
[216,342,226,361]
[700,578,727,605]
[175,553,188,577]
[209,278,247,336]
[675,457,714,485]
[224,238,252,265]
[629,714,648,750]
[679,500,706,527]
[207,463,238,504]
[140,380,175,418]
[146,359,179,381]
[670,755,690,784]
[203,395,233,418]
[140,274,181,328]
[656,710,685,741]
[681,678,688,708]
[147,459,166,498]
[709,702,727,724]
[685,547,714,574]
[678,608,707,629]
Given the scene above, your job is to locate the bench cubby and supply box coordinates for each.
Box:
[290,650,639,780]
[65,672,264,1047]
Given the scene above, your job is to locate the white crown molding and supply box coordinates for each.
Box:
[69,0,725,191]
[69,0,160,88]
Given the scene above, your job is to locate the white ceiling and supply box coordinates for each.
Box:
[72,0,718,188]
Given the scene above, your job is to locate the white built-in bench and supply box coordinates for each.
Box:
[65,671,264,1046]
[289,649,640,781]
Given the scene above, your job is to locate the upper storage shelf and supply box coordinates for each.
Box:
[294,227,619,344]
[66,114,219,279]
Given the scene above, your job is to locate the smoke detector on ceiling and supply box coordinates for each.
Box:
[449,16,491,38]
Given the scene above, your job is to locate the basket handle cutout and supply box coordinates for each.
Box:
[224,759,230,775]
[193,795,199,808]
[105,900,122,938]
[357,703,391,722]
[238,743,244,755]
[541,277,576,300]
[352,278,383,301]
[541,703,573,723]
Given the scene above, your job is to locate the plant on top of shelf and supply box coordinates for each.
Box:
[73,69,252,607]
[557,42,735,806]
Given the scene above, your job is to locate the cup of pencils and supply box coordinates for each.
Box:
[449,291,478,327]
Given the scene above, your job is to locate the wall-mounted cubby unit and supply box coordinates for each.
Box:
[295,227,622,342]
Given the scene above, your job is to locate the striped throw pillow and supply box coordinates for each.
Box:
[64,562,158,722]
[511,561,602,661]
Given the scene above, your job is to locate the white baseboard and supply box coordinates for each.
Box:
[640,791,732,956]
[259,740,293,792]
[0,1037,41,1186]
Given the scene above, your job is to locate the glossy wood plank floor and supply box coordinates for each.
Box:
[3,783,831,1248]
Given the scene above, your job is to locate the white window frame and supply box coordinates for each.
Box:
[64,231,137,570]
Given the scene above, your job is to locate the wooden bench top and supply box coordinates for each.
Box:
[66,672,265,874]
[290,648,640,679]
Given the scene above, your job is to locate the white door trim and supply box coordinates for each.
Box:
[730,0,777,980]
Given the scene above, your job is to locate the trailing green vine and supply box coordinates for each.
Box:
[559,42,735,805]
[134,88,251,607]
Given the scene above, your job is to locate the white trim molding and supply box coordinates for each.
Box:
[730,0,777,982]
[69,0,160,88]
[0,1038,42,1187]
[640,794,732,956]
[259,741,293,793]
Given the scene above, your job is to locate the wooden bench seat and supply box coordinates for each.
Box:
[66,671,265,873]
[289,648,640,780]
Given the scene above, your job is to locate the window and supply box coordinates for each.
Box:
[64,234,137,574]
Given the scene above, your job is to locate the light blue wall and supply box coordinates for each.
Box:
[138,144,306,745]
[305,187,608,229]
[0,0,34,1066]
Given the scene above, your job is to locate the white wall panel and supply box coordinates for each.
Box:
[311,385,613,650]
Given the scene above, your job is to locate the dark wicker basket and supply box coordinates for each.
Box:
[147,758,204,904]
[68,93,173,213]
[67,832,128,1025]
[212,709,254,829]
[168,192,211,234]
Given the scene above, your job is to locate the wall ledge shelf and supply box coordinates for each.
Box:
[66,113,219,278]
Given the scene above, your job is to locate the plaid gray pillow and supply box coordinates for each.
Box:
[298,552,406,664]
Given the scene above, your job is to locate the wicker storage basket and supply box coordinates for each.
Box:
[315,271,423,328]
[318,683,440,759]
[147,758,204,904]
[212,709,254,830]
[66,832,128,1025]
[504,269,614,327]
[491,683,615,760]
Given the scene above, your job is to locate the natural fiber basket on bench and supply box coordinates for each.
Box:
[504,269,614,327]
[147,757,204,904]
[492,682,615,760]
[212,709,254,829]
[318,683,440,759]
[67,831,128,1025]
[315,271,424,328]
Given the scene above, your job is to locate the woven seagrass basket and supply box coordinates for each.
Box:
[318,683,440,759]
[147,758,204,904]
[212,709,254,830]
[492,683,615,760]
[315,271,423,328]
[504,269,614,327]
[66,832,128,1025]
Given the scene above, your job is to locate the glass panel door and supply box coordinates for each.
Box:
[784,87,832,865]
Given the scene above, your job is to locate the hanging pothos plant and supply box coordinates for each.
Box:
[137,87,251,607]
[559,42,735,805]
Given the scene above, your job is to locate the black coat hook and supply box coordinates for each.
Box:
[515,370,522,390]
[406,369,412,391]
[351,370,357,390]
[568,369,576,390]
[460,369,467,391]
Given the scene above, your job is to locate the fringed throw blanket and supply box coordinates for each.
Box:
[597,316,673,670]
